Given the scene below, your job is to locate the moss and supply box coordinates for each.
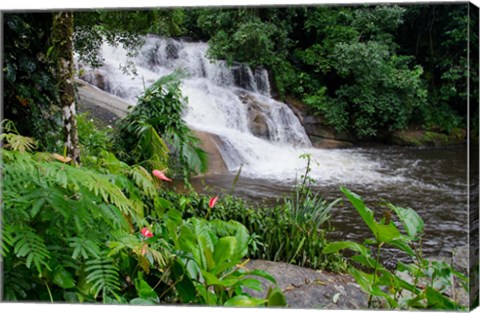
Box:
[392,129,466,146]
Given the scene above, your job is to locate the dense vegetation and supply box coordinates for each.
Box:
[181,4,477,139]
[2,3,476,309]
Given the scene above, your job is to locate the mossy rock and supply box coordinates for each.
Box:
[391,129,466,147]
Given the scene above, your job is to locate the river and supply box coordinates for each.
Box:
[77,35,475,262]
[184,144,473,263]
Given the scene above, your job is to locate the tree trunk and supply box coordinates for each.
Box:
[51,12,80,164]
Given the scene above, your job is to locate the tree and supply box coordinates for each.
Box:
[51,12,80,163]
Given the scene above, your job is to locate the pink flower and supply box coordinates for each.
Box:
[141,227,154,238]
[152,169,172,182]
[209,196,219,208]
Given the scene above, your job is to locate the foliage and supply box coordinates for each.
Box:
[159,189,346,273]
[323,42,427,138]
[189,4,468,138]
[3,13,63,151]
[1,119,38,153]
[115,71,207,181]
[397,4,470,133]
[323,188,467,310]
[76,113,113,160]
[1,144,283,306]
[74,9,185,69]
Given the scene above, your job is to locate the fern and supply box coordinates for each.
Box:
[85,256,121,299]
[11,227,51,273]
[68,237,101,260]
[1,225,14,257]
[1,119,37,152]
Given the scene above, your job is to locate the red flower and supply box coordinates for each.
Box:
[209,196,219,208]
[152,169,172,182]
[141,227,154,238]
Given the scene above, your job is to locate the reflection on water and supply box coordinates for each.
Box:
[178,144,472,262]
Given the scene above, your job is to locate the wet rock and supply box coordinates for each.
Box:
[248,108,270,139]
[311,136,354,149]
[239,92,271,139]
[391,129,466,146]
[283,96,355,144]
[165,39,179,60]
[75,78,131,127]
[192,130,228,175]
[245,260,368,309]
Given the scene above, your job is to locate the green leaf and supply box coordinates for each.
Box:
[53,266,75,289]
[213,236,236,266]
[388,238,415,257]
[266,287,287,307]
[247,269,277,285]
[323,241,370,256]
[224,295,266,307]
[349,267,374,293]
[239,278,263,291]
[129,298,157,305]
[341,187,401,243]
[425,286,462,310]
[171,259,196,303]
[201,269,222,286]
[134,273,158,302]
[387,204,424,240]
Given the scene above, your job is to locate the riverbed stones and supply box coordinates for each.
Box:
[245,259,368,309]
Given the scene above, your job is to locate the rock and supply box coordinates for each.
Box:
[239,92,272,139]
[248,108,270,139]
[245,260,368,309]
[75,78,131,127]
[391,129,466,146]
[311,136,354,149]
[191,130,228,175]
[452,246,469,274]
[283,96,355,144]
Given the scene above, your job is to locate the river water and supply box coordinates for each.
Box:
[185,144,472,263]
[77,35,474,262]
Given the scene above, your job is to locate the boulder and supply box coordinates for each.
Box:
[391,129,466,146]
[191,130,228,175]
[75,78,131,127]
[245,260,368,309]
[311,136,354,149]
[284,96,355,144]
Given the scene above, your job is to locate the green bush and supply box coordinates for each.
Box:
[1,124,283,306]
[115,71,207,182]
[76,113,113,160]
[159,189,346,273]
[321,42,427,138]
[324,188,468,310]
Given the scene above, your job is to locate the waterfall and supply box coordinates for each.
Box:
[77,35,400,185]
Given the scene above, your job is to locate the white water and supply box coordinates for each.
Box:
[77,35,409,185]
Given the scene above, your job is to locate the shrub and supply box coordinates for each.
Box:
[323,187,468,310]
[159,190,346,273]
[1,123,283,306]
[115,71,207,182]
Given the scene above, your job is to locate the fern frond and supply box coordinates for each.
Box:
[68,237,101,260]
[129,165,157,198]
[11,228,51,273]
[1,225,14,257]
[85,256,121,298]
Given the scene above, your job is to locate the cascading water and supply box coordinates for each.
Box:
[77,35,408,185]
[77,35,469,258]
